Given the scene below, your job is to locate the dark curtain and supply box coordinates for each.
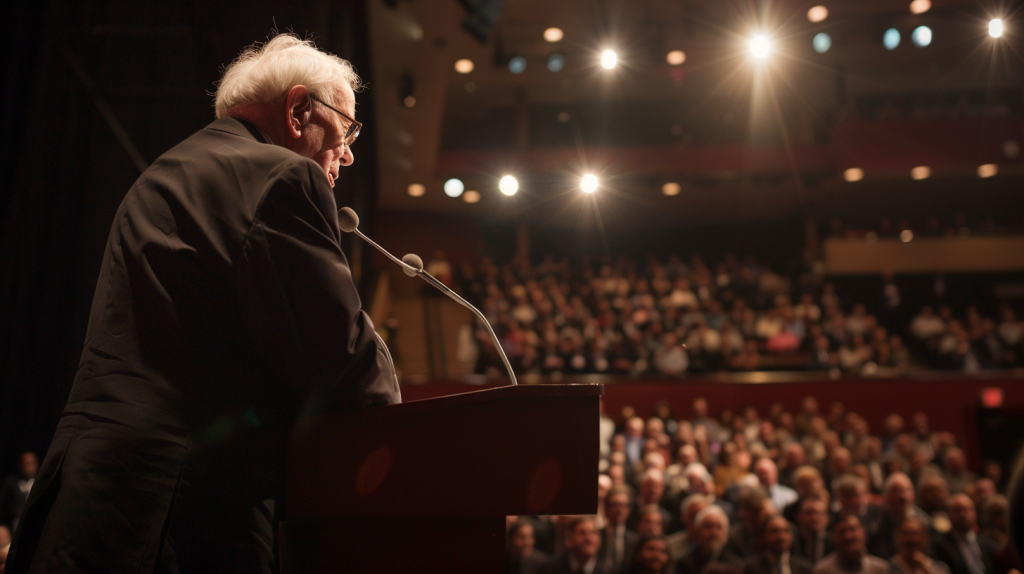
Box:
[0,0,379,471]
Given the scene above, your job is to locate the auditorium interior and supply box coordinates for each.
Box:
[2,0,1024,572]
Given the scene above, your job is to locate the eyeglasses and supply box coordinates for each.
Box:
[310,94,362,147]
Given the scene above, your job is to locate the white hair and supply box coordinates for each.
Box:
[214,34,362,119]
[694,504,730,531]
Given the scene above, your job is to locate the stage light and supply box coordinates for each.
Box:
[454,59,474,74]
[813,33,832,53]
[444,178,465,197]
[912,26,932,47]
[666,50,686,65]
[911,166,931,180]
[600,50,618,69]
[909,0,930,14]
[883,28,901,50]
[407,183,425,197]
[544,27,563,42]
[463,190,481,203]
[547,53,565,72]
[509,56,526,74]
[807,6,828,23]
[499,175,519,196]
[978,164,998,178]
[989,19,1004,38]
[900,229,914,242]
[750,36,771,59]
[843,168,864,182]
[580,174,598,193]
[662,182,681,196]
[403,95,416,108]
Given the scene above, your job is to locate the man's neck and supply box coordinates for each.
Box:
[226,104,289,148]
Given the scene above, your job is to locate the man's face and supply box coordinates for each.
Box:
[896,520,926,555]
[637,539,670,572]
[685,501,709,531]
[765,517,793,555]
[291,85,356,188]
[607,493,630,526]
[838,486,866,515]
[638,511,664,535]
[920,479,948,510]
[510,524,534,556]
[755,460,777,487]
[886,476,914,514]
[949,495,976,533]
[642,475,664,503]
[698,514,728,549]
[834,518,865,558]
[568,520,601,560]
[798,500,829,533]
[19,453,38,478]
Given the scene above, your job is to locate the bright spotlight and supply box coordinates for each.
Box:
[807,6,829,23]
[909,0,931,14]
[666,50,686,65]
[912,26,932,47]
[600,50,618,69]
[662,182,681,196]
[407,183,425,197]
[883,28,901,50]
[454,59,474,74]
[911,166,931,180]
[843,168,864,182]
[544,27,564,42]
[444,178,465,197]
[581,174,598,193]
[499,175,519,196]
[750,36,771,59]
[989,19,1004,38]
[463,190,481,203]
[813,33,832,53]
[978,163,998,178]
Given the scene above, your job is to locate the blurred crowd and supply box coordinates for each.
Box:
[0,452,38,572]
[505,396,1018,574]
[452,253,1024,377]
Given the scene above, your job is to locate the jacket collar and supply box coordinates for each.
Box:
[206,116,272,144]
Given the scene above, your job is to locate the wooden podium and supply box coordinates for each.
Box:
[280,383,603,573]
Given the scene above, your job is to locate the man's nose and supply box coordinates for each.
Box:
[340,144,354,167]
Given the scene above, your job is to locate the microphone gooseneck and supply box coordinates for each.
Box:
[337,209,518,386]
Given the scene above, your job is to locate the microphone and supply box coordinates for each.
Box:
[337,207,518,386]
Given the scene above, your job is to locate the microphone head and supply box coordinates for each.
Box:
[401,253,424,277]
[337,207,359,233]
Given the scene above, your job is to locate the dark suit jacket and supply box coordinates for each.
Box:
[539,553,613,574]
[677,548,746,574]
[931,531,998,574]
[8,117,400,574]
[744,553,814,574]
[791,528,835,564]
[600,526,641,574]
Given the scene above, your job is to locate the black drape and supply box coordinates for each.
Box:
[0,0,379,472]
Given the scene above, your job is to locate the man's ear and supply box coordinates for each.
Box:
[285,85,312,139]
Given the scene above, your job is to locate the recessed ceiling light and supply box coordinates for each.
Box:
[544,27,563,42]
[807,6,829,22]
[844,168,864,182]
[662,182,681,196]
[666,50,686,65]
[454,59,474,74]
[911,166,931,180]
[407,183,425,197]
[463,190,481,203]
[978,164,998,178]
[909,0,930,14]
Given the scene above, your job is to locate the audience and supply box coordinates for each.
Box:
[508,395,1020,574]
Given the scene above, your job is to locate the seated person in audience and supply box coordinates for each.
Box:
[629,535,672,574]
[638,505,666,537]
[604,486,641,574]
[889,516,950,574]
[814,515,891,574]
[668,495,711,564]
[755,458,798,513]
[744,515,813,574]
[686,464,735,522]
[785,467,825,523]
[918,476,951,532]
[509,519,551,574]
[833,475,884,529]
[931,494,998,574]
[629,469,675,532]
[779,444,807,489]
[793,496,834,564]
[726,487,774,558]
[540,516,610,574]
[942,449,976,495]
[676,506,745,574]
[867,473,931,560]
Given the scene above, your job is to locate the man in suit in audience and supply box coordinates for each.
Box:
[541,517,611,574]
[602,487,640,574]
[755,459,798,514]
[629,469,675,533]
[726,487,774,558]
[792,497,834,564]
[867,473,930,559]
[745,515,813,574]
[814,515,891,574]
[668,495,711,567]
[833,475,884,530]
[931,494,997,574]
[677,506,745,574]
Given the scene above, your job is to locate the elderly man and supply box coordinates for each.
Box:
[677,507,745,574]
[755,458,798,513]
[668,494,711,564]
[867,473,931,560]
[814,515,890,574]
[7,35,399,574]
[833,475,884,530]
[726,487,775,558]
[793,497,834,564]
[630,469,675,533]
[540,517,610,574]
[602,487,640,574]
[745,515,813,574]
[931,494,998,574]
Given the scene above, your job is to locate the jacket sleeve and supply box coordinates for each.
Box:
[237,157,400,414]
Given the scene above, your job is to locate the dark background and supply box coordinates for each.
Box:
[0,0,380,472]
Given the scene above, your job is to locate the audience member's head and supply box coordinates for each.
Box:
[918,475,949,513]
[895,516,929,560]
[637,504,665,536]
[760,515,794,558]
[949,493,977,535]
[793,466,823,498]
[797,496,829,534]
[694,506,730,553]
[681,494,711,533]
[606,486,632,527]
[507,519,536,559]
[18,452,38,479]
[832,514,867,561]
[834,475,868,516]
[883,473,915,517]
[640,469,666,504]
[754,458,779,488]
[631,535,671,574]
[565,516,602,563]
